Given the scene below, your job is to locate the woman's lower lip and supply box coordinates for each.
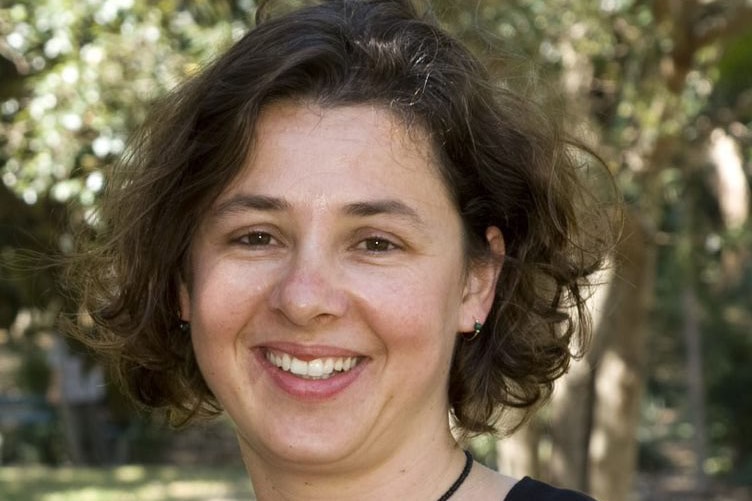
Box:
[254,350,366,400]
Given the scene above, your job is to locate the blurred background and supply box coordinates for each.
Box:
[0,0,750,500]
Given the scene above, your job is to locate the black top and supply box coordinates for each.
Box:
[505,477,597,501]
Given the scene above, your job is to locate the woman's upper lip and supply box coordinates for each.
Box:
[256,341,365,360]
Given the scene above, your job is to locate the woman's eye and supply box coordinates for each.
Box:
[239,231,274,246]
[361,237,397,252]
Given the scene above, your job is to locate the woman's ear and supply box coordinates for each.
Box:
[459,226,505,332]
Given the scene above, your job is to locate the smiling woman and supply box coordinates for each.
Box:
[66,1,611,500]
[182,102,494,481]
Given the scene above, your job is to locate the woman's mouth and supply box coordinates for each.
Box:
[264,350,362,380]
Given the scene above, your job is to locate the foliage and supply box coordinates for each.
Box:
[0,0,253,208]
[0,0,254,394]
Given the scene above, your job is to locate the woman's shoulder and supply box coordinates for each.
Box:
[504,477,597,501]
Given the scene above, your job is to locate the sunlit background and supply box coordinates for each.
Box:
[1,1,751,500]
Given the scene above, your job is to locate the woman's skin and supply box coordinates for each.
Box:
[180,101,512,500]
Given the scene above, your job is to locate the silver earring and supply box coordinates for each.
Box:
[464,319,482,341]
[178,320,190,333]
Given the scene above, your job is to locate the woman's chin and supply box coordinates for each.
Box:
[237,428,369,471]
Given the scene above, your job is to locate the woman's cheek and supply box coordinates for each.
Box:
[350,268,452,343]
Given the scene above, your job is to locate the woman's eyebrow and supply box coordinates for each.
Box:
[343,200,426,228]
[212,195,426,228]
[212,194,290,218]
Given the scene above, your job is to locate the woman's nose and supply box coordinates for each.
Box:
[268,250,348,327]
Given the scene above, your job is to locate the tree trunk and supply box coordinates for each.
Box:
[588,210,656,501]
[547,259,615,491]
[547,355,595,490]
[683,280,709,493]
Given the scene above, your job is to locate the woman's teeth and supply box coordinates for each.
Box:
[265,351,359,380]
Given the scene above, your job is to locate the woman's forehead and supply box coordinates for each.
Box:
[225,102,442,183]
[208,101,456,218]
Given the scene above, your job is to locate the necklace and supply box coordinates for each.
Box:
[436,450,473,501]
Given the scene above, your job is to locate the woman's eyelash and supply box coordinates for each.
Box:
[231,230,401,252]
[237,231,275,246]
[359,236,400,252]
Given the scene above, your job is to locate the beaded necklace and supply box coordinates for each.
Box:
[436,450,473,501]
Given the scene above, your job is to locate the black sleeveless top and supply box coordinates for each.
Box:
[504,477,597,500]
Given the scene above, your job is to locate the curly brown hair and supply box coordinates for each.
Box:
[67,0,612,435]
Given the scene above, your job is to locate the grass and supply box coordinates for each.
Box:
[0,464,254,501]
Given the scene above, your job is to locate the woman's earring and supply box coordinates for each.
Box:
[178,320,191,333]
[464,319,483,341]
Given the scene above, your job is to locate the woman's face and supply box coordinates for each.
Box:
[181,102,500,471]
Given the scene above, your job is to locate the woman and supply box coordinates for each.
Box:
[69,0,609,499]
